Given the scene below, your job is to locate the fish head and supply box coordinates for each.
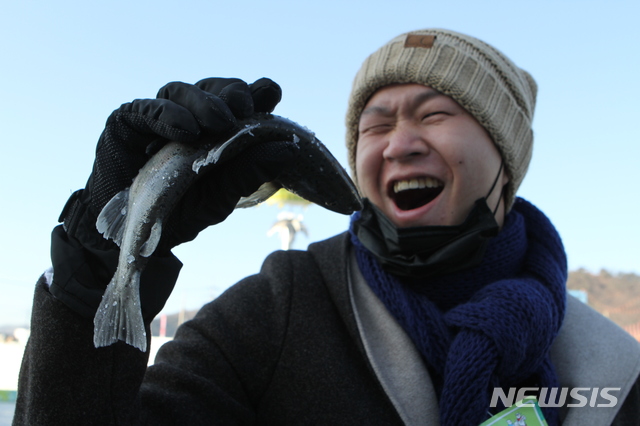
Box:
[275,132,363,215]
[225,113,362,214]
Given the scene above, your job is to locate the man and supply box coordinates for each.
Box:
[14,29,640,425]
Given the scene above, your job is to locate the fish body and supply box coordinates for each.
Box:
[94,114,362,351]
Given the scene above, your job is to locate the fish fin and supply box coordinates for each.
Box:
[140,218,162,257]
[193,123,261,173]
[236,182,281,209]
[96,188,130,247]
[93,269,147,352]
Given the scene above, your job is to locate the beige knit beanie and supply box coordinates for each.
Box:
[345,29,538,210]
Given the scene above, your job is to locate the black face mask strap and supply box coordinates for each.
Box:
[485,160,505,216]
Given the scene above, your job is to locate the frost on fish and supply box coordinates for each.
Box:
[95,187,160,352]
[94,269,147,352]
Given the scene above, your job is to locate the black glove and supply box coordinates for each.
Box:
[52,77,293,320]
[62,77,287,250]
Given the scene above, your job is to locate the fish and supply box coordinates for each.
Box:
[93,113,363,352]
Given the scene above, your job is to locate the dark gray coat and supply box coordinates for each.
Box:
[14,233,640,425]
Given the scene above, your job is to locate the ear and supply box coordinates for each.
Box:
[501,168,510,186]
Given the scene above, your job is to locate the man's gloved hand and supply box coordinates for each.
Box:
[61,77,290,251]
[51,77,293,320]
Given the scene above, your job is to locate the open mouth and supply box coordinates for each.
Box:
[390,177,444,211]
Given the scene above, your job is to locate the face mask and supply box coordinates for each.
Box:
[352,163,504,278]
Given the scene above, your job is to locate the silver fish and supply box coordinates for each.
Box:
[93,114,362,351]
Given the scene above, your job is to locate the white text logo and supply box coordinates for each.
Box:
[490,387,620,408]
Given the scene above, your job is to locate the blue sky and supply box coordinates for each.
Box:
[1,0,638,326]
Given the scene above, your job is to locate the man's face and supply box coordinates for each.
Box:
[356,84,508,228]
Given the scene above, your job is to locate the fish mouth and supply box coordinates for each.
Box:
[275,136,363,215]
[388,176,444,211]
[230,113,363,215]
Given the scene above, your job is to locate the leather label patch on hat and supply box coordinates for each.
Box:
[404,34,436,48]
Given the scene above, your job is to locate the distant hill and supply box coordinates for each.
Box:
[567,269,640,332]
[149,269,640,339]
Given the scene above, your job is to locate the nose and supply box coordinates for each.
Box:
[382,121,429,161]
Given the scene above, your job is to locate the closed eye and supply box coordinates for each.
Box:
[360,123,393,136]
[422,111,448,121]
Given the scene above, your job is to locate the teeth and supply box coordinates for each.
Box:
[393,177,443,193]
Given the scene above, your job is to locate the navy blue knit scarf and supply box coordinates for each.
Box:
[349,198,567,425]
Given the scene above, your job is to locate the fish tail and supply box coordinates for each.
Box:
[93,269,147,352]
